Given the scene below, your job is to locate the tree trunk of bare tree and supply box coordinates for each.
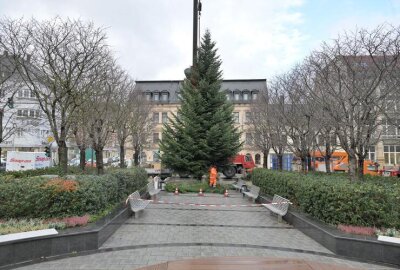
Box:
[58,139,68,174]
[95,148,104,175]
[348,153,357,181]
[301,157,307,172]
[133,143,140,166]
[277,153,283,171]
[307,153,313,172]
[263,149,269,168]
[119,144,125,168]
[80,148,86,171]
[358,158,365,180]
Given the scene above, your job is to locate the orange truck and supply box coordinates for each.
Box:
[312,151,379,176]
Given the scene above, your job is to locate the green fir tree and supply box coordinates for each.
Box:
[160,30,242,179]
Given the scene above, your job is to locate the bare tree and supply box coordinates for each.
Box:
[306,25,400,180]
[249,89,272,168]
[0,19,28,158]
[9,17,108,173]
[86,58,122,175]
[109,70,136,168]
[129,97,152,166]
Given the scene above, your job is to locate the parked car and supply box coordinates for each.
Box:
[68,158,80,166]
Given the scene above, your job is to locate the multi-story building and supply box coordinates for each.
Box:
[0,52,52,158]
[134,79,271,168]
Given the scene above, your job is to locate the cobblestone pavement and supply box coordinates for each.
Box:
[16,191,397,270]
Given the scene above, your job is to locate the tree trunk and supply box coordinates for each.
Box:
[301,156,307,173]
[0,109,3,162]
[348,153,357,181]
[79,148,86,171]
[58,140,68,174]
[263,149,269,168]
[95,148,104,175]
[307,153,313,172]
[133,143,140,166]
[277,153,283,171]
[119,144,126,168]
[325,153,332,174]
[358,157,364,180]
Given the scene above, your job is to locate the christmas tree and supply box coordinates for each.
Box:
[160,30,241,179]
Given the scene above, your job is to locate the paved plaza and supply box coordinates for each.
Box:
[16,191,397,270]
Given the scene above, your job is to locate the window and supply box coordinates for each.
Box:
[368,146,376,162]
[383,145,400,165]
[23,110,28,117]
[145,92,152,101]
[153,112,159,124]
[23,89,30,98]
[255,154,261,165]
[233,112,239,123]
[29,110,35,117]
[162,112,168,123]
[18,90,23,97]
[35,110,40,118]
[245,153,252,162]
[252,92,258,100]
[226,92,231,101]
[161,91,169,102]
[243,92,249,101]
[153,92,159,101]
[17,110,22,116]
[245,112,251,123]
[16,128,23,137]
[30,90,35,98]
[153,151,160,162]
[245,133,253,145]
[153,133,160,144]
[234,91,240,101]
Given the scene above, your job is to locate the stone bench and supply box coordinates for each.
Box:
[262,194,291,222]
[243,185,260,202]
[127,191,150,218]
[232,180,246,192]
[147,181,161,199]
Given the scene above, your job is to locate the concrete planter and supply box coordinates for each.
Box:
[259,195,400,267]
[0,204,131,269]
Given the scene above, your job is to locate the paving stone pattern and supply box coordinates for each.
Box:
[16,191,397,270]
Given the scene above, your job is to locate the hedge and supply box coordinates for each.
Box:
[251,169,400,228]
[0,168,148,219]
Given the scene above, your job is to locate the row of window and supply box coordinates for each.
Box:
[146,91,170,102]
[384,145,400,165]
[15,128,50,137]
[226,91,258,101]
[145,90,260,102]
[153,112,169,124]
[153,111,252,125]
[18,89,35,99]
[17,109,41,118]
[381,119,400,138]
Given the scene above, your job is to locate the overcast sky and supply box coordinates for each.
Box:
[1,0,400,80]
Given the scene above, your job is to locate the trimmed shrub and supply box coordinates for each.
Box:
[0,167,147,219]
[251,169,400,228]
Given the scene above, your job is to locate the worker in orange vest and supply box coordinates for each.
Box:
[209,165,217,188]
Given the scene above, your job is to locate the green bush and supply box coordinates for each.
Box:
[0,167,148,219]
[165,181,232,194]
[0,166,87,179]
[251,169,400,228]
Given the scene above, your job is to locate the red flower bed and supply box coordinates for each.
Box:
[338,224,376,236]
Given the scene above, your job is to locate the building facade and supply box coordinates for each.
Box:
[134,79,274,168]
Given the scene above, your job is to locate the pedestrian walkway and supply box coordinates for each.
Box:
[17,191,396,270]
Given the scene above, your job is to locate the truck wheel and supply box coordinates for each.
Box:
[223,166,236,178]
